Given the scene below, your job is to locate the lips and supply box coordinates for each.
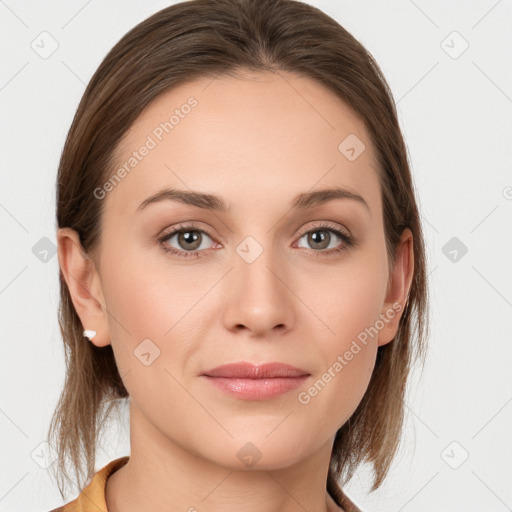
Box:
[201,361,310,379]
[201,362,311,400]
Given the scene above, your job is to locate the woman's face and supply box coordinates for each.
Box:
[70,70,411,470]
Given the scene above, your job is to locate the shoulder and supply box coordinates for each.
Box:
[46,456,130,512]
[45,496,78,512]
[46,502,75,512]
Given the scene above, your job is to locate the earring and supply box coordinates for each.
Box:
[83,329,97,340]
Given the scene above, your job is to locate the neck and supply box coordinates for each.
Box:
[105,402,343,512]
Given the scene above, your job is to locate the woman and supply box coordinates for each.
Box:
[47,0,429,510]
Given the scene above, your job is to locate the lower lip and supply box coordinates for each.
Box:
[202,375,309,400]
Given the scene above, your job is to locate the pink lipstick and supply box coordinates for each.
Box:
[201,362,310,400]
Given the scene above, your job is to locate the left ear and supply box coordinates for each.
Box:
[377,228,414,347]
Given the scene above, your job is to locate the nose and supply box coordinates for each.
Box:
[222,241,295,338]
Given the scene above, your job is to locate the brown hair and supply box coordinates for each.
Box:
[48,0,429,508]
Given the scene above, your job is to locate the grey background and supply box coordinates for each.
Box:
[1,1,511,511]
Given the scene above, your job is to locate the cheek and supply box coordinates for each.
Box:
[101,266,198,417]
[297,318,378,432]
[100,253,192,371]
[100,245,219,388]
[294,251,385,414]
[305,341,378,435]
[103,244,208,338]
[301,253,388,343]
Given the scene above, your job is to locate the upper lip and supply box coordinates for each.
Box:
[202,362,310,378]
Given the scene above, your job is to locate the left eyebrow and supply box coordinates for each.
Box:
[292,186,370,215]
[136,185,371,215]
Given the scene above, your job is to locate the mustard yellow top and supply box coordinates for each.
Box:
[49,456,129,512]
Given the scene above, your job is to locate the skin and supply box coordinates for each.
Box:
[58,69,414,512]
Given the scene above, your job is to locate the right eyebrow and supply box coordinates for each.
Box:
[137,188,229,212]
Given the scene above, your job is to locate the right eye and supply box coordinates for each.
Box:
[158,224,218,259]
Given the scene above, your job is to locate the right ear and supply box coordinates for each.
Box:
[57,227,110,348]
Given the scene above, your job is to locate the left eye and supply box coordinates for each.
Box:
[296,228,347,251]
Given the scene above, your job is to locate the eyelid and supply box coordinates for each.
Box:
[295,220,351,239]
[158,222,216,241]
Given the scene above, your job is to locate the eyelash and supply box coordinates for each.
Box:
[157,222,354,260]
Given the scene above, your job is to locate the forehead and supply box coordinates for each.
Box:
[105,70,380,218]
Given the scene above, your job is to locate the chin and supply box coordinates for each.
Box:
[198,433,313,472]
